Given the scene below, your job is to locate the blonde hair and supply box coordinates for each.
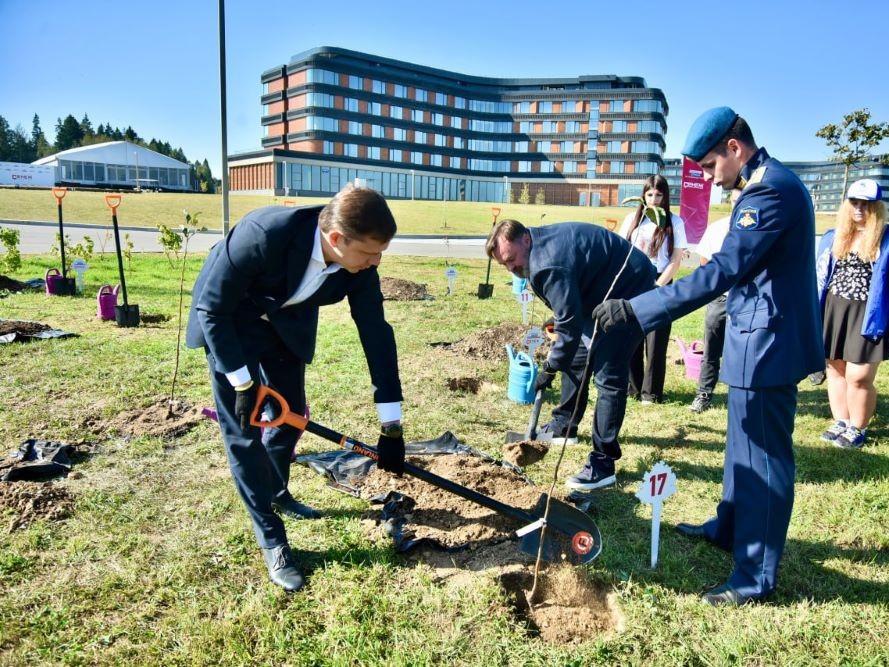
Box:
[832,199,886,262]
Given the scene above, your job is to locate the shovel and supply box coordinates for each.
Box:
[250,385,601,564]
[505,389,544,443]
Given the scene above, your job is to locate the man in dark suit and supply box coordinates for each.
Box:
[593,108,823,606]
[487,219,656,490]
[186,184,406,592]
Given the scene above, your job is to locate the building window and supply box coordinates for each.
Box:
[372,79,385,94]
[323,141,334,154]
[514,141,528,153]
[561,140,573,153]
[520,121,533,134]
[432,112,444,126]
[390,149,402,162]
[518,101,531,113]
[371,124,385,138]
[636,161,658,174]
[453,137,464,149]
[609,100,625,112]
[451,116,462,129]
[394,128,407,141]
[345,97,359,112]
[435,134,446,147]
[344,144,359,157]
[348,75,363,90]
[412,109,424,123]
[565,121,580,133]
[562,161,577,173]
[370,102,382,116]
[307,68,338,85]
[411,151,424,164]
[518,161,531,172]
[431,154,442,167]
[348,121,363,135]
[435,92,447,105]
[390,105,403,119]
[307,92,335,108]
[369,146,381,160]
[611,161,624,173]
[539,161,554,173]
[633,99,663,113]
[539,101,552,113]
[632,141,660,154]
[415,131,427,144]
[454,96,466,109]
[606,141,622,152]
[543,121,557,133]
[393,84,408,98]
[612,120,627,132]
[415,88,427,102]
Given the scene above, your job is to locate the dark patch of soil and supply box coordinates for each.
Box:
[380,277,433,301]
[104,398,207,439]
[0,481,75,533]
[502,440,549,468]
[443,323,551,361]
[139,313,171,324]
[0,276,28,292]
[499,567,621,644]
[355,451,620,644]
[446,377,481,393]
[0,320,50,337]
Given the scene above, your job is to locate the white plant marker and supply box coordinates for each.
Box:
[635,461,677,568]
[523,326,545,358]
[445,266,458,295]
[71,258,88,293]
[516,290,534,325]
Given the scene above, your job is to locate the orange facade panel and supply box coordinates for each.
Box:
[268,77,285,93]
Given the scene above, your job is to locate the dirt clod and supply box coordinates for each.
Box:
[380,277,432,301]
[445,323,550,361]
[0,481,74,532]
[446,377,481,393]
[502,440,549,468]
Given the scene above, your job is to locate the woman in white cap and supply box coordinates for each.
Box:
[816,178,889,448]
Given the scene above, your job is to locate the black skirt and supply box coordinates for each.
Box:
[823,291,889,363]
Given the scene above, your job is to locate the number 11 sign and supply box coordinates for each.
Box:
[635,461,677,568]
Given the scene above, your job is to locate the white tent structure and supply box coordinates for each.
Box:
[33,141,192,192]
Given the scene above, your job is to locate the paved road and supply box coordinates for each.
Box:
[0,220,489,259]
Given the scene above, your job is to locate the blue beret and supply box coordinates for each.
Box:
[682,107,739,162]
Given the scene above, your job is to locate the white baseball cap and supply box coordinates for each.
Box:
[847,178,883,201]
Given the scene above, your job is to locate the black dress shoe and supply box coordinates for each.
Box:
[272,498,322,520]
[261,544,304,592]
[676,522,707,539]
[701,583,748,607]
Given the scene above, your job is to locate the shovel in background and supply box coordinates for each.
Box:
[505,389,544,443]
[251,385,602,564]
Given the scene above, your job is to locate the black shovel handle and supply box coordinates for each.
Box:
[526,389,544,440]
[250,385,537,526]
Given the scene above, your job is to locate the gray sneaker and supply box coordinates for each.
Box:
[689,392,712,413]
[536,421,579,445]
[835,426,866,449]
[565,457,616,491]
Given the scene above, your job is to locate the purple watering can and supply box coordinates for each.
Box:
[97,284,120,320]
[676,338,704,381]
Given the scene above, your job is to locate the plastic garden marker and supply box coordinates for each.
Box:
[516,290,534,325]
[523,326,545,358]
[635,461,677,568]
[445,266,458,295]
[71,258,87,293]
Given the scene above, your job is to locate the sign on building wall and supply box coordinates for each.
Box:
[679,157,712,244]
[0,162,55,188]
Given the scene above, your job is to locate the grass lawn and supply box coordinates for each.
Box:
[0,252,887,665]
[0,187,838,236]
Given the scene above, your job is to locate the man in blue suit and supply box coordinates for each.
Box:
[186,184,406,592]
[593,108,823,605]
[487,219,656,490]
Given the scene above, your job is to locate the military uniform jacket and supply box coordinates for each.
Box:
[629,148,822,388]
[527,223,656,371]
[185,205,402,403]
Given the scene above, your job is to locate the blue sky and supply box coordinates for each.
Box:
[2,0,888,178]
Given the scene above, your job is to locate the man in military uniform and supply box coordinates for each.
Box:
[592,107,822,605]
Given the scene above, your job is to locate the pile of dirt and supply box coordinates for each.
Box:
[0,320,50,337]
[445,323,550,361]
[0,276,28,293]
[380,277,432,301]
[102,398,207,440]
[357,452,620,645]
[0,481,74,532]
[446,377,481,394]
[140,313,171,325]
[499,567,621,644]
[501,440,549,468]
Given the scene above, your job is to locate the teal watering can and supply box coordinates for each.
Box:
[506,344,538,404]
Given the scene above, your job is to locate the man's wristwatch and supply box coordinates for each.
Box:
[381,423,403,438]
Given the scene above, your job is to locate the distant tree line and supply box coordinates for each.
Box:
[0,112,218,193]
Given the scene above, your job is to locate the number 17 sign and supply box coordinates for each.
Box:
[635,461,677,568]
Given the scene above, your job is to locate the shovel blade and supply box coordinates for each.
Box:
[504,431,526,443]
[518,494,602,564]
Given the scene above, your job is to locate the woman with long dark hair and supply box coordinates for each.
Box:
[619,175,687,403]
[816,178,889,448]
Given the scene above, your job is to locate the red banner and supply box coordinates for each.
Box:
[679,157,712,244]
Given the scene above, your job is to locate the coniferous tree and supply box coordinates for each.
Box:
[80,113,94,139]
[55,115,84,151]
[0,115,13,161]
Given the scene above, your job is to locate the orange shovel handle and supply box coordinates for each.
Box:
[249,385,308,430]
[104,194,122,211]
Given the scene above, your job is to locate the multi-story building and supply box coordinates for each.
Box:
[229,46,668,205]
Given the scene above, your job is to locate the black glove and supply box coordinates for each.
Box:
[592,299,641,334]
[534,362,557,392]
[234,381,258,432]
[377,425,405,475]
